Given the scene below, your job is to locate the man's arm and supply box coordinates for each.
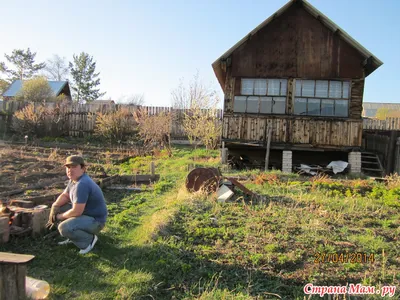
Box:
[53,192,70,207]
[57,203,85,220]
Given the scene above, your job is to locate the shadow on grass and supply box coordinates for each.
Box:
[0,228,308,299]
[0,191,363,300]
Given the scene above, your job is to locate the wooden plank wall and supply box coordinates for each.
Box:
[223,115,363,147]
[231,4,365,80]
[350,79,364,119]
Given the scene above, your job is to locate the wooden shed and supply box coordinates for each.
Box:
[212,0,383,172]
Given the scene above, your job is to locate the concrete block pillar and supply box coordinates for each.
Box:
[348,151,362,174]
[282,150,292,173]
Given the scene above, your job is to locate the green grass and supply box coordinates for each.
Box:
[1,146,399,299]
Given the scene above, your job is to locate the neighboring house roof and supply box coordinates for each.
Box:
[2,80,70,97]
[212,0,383,89]
[363,102,400,117]
[92,100,115,104]
[363,102,400,110]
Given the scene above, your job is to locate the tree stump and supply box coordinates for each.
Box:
[0,252,35,300]
[32,208,51,237]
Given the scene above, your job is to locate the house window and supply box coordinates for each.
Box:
[294,79,350,117]
[234,78,287,114]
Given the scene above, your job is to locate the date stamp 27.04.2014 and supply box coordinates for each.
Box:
[314,252,375,264]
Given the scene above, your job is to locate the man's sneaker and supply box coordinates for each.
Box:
[58,239,73,245]
[79,235,98,255]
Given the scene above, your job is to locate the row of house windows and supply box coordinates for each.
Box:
[241,79,287,96]
[234,78,350,117]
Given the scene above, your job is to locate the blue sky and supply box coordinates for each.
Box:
[0,0,399,106]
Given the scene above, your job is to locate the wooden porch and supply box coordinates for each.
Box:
[223,115,362,149]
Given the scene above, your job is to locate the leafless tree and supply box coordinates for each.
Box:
[171,71,222,149]
[171,71,217,109]
[134,108,172,156]
[43,54,69,81]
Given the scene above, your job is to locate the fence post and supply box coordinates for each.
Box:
[386,131,398,174]
[150,161,155,176]
[265,126,272,171]
[395,138,400,174]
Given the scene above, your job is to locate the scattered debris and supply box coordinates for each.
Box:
[326,161,349,174]
[185,168,222,193]
[185,168,257,202]
[216,185,234,203]
[225,177,255,196]
[295,160,349,175]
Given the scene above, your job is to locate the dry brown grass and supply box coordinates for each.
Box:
[253,173,280,185]
[385,173,400,189]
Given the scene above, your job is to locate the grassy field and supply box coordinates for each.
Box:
[1,147,399,299]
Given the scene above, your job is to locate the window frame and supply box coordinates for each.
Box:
[235,78,288,114]
[294,79,351,117]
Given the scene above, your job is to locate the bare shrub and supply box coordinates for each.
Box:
[253,173,280,185]
[94,107,135,143]
[385,173,400,189]
[171,72,222,149]
[12,103,49,137]
[183,106,222,150]
[134,108,172,156]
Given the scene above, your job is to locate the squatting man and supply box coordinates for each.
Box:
[46,155,108,254]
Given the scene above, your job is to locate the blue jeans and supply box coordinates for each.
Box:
[58,204,105,249]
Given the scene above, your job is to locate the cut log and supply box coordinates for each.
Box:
[0,252,34,300]
[31,208,50,237]
[8,200,34,209]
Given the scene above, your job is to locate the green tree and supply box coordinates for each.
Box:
[375,107,389,120]
[376,107,400,119]
[0,48,46,81]
[0,78,9,96]
[69,52,105,103]
[15,77,55,103]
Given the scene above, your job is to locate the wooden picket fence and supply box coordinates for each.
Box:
[0,101,223,139]
[363,117,400,131]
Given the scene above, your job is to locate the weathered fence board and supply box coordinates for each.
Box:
[363,118,400,131]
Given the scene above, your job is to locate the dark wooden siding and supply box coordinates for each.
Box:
[231,3,365,80]
[223,115,363,148]
[221,2,367,148]
[349,79,364,119]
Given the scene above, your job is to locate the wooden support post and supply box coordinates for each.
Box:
[221,141,228,164]
[0,217,10,244]
[150,162,155,177]
[386,131,398,175]
[0,252,35,300]
[395,138,400,174]
[265,126,272,172]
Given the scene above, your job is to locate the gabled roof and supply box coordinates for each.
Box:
[363,102,400,110]
[212,0,383,89]
[92,100,115,104]
[2,79,69,97]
